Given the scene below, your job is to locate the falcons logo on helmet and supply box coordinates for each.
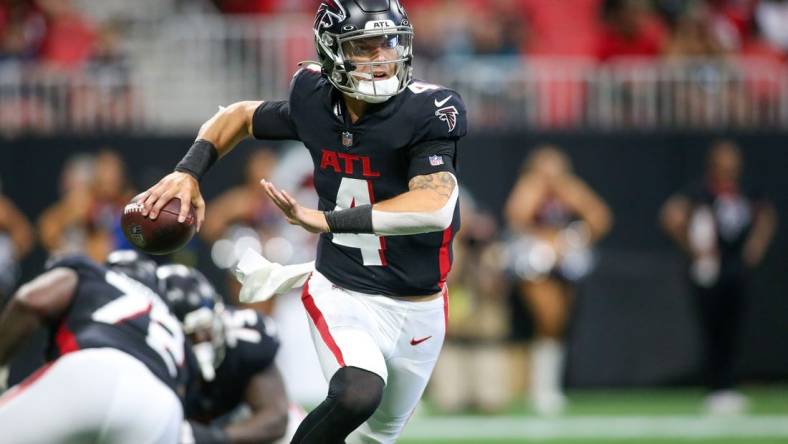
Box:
[315,0,347,29]
[435,106,458,132]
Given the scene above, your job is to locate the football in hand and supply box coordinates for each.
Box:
[121,197,195,255]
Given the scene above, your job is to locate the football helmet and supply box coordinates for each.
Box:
[313,0,413,103]
[156,264,226,381]
[105,249,160,292]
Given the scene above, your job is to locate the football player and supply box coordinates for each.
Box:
[157,264,296,444]
[138,1,467,442]
[0,250,187,443]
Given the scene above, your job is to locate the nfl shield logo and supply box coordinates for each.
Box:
[429,155,444,166]
[341,131,353,147]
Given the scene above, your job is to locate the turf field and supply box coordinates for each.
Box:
[399,386,788,444]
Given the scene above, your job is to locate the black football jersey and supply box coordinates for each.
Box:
[186,307,280,419]
[252,66,468,296]
[46,255,189,393]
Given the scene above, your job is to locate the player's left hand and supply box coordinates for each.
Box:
[260,179,329,234]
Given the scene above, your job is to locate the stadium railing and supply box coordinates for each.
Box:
[1,14,787,134]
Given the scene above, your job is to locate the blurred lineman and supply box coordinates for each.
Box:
[661,140,776,415]
[39,150,136,262]
[157,264,298,444]
[138,1,467,442]
[0,251,188,443]
[505,146,612,415]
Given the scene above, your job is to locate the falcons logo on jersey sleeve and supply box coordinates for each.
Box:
[315,1,347,29]
[435,106,459,132]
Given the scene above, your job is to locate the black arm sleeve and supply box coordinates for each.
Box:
[407,139,457,179]
[251,101,298,140]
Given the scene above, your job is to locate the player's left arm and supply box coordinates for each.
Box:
[223,365,289,443]
[261,168,458,236]
[0,268,77,366]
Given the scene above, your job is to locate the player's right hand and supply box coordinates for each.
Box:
[139,172,206,231]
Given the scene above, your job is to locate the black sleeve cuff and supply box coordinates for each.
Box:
[252,101,298,140]
[407,139,457,179]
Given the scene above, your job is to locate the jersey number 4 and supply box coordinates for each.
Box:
[331,177,387,266]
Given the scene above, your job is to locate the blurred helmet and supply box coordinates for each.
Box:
[105,249,160,292]
[156,264,225,381]
[313,0,414,103]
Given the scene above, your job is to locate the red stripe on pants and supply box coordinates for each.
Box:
[301,279,346,367]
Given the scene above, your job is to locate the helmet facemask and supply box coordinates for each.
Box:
[317,26,413,104]
[182,302,226,382]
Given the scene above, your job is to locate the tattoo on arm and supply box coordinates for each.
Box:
[408,172,456,199]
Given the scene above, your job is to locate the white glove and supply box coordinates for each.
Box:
[234,249,314,303]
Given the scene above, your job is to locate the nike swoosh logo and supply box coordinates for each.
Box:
[410,336,432,346]
[434,96,452,108]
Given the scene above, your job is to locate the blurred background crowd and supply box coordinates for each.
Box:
[1,0,787,441]
[2,0,788,133]
[4,0,788,63]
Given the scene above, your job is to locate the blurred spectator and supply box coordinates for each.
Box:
[35,0,97,69]
[664,2,728,56]
[73,21,136,130]
[755,0,788,52]
[410,0,474,60]
[469,0,525,55]
[597,0,667,60]
[38,150,134,262]
[0,178,34,300]
[504,146,611,415]
[522,0,602,56]
[202,148,280,245]
[0,0,46,61]
[660,140,776,415]
[211,0,314,15]
[706,0,758,51]
[38,152,95,256]
[429,189,510,414]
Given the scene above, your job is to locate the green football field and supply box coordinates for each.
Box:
[398,386,788,444]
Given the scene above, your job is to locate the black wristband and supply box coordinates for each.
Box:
[325,205,374,234]
[175,139,219,181]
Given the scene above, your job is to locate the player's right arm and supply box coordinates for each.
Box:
[224,365,289,443]
[0,268,78,366]
[138,101,262,231]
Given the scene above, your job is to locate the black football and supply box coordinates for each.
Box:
[121,197,195,255]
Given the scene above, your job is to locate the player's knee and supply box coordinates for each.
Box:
[327,366,385,420]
